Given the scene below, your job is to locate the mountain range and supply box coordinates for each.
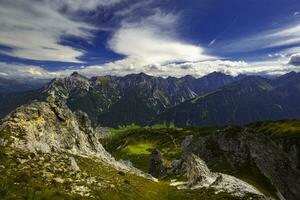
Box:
[1,71,300,127]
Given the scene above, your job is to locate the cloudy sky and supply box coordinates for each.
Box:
[0,0,300,79]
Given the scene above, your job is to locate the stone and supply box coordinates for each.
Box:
[54,177,65,183]
[149,148,166,178]
[179,154,266,199]
[69,157,80,171]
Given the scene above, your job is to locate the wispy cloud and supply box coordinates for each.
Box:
[0,0,121,63]
[220,19,300,54]
[208,39,217,47]
[44,0,121,11]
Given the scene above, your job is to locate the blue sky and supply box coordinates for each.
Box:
[0,0,300,79]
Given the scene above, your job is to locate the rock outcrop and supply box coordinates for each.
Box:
[182,128,300,200]
[180,154,266,199]
[165,135,267,199]
[0,101,105,156]
[149,148,166,178]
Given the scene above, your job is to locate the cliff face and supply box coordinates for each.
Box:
[0,101,104,156]
[183,128,300,200]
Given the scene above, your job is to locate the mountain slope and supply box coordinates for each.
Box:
[156,73,300,126]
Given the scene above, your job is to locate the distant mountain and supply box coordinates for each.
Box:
[0,72,240,126]
[0,77,47,93]
[0,78,48,118]
[156,72,300,126]
[47,72,239,127]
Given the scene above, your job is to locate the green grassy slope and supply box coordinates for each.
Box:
[0,144,243,200]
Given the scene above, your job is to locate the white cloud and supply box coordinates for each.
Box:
[0,0,106,62]
[76,59,300,78]
[1,1,299,79]
[0,62,56,79]
[108,11,212,67]
[2,57,300,80]
[288,54,300,66]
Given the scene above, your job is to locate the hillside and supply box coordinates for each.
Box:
[105,120,300,200]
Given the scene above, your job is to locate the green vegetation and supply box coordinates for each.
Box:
[230,165,279,200]
[248,120,300,139]
[123,142,155,155]
[108,124,141,136]
[105,126,220,172]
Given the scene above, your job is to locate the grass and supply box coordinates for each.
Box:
[106,126,222,173]
[232,165,279,200]
[122,142,154,155]
[0,145,242,200]
[108,124,141,136]
[108,123,182,136]
[248,119,300,139]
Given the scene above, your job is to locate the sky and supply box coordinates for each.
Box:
[0,0,300,79]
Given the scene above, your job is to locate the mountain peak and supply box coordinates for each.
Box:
[70,71,80,76]
[278,71,298,79]
[205,71,228,78]
[124,72,152,80]
[181,75,196,81]
[135,72,151,78]
[70,71,88,80]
